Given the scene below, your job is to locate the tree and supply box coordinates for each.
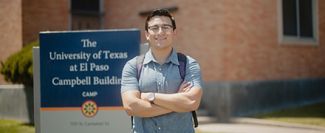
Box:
[0,41,38,87]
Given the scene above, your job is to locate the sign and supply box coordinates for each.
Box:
[37,29,139,133]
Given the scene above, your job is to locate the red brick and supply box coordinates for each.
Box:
[0,0,22,84]
[1,0,325,84]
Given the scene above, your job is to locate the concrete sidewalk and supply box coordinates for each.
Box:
[197,116,325,133]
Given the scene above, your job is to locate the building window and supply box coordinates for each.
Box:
[280,0,318,44]
[70,0,104,30]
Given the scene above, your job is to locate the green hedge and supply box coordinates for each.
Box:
[0,41,39,87]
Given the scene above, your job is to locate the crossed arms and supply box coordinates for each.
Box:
[121,82,202,117]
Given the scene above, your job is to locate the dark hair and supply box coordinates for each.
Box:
[145,9,176,31]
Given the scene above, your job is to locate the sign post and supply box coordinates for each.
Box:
[34,29,139,133]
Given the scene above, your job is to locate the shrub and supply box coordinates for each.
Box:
[0,41,39,87]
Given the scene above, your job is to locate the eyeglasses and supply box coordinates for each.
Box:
[148,24,173,33]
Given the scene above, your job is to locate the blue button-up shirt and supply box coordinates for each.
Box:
[121,49,203,133]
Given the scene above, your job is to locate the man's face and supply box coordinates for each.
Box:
[145,16,176,50]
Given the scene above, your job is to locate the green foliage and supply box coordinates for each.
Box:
[0,41,39,87]
[256,102,325,127]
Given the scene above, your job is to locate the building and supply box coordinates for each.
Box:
[1,0,324,120]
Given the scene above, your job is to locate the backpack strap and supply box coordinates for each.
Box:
[177,52,198,128]
[177,53,186,80]
[192,111,198,128]
[136,54,145,80]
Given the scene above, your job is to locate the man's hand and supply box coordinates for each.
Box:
[178,81,193,93]
[140,92,151,101]
[141,81,193,101]
[139,81,202,112]
[122,91,172,117]
[154,85,202,112]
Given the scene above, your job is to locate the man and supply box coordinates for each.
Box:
[121,9,203,133]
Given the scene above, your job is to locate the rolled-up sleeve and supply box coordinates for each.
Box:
[185,56,203,89]
[121,58,139,93]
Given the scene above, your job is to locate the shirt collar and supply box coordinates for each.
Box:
[143,48,179,65]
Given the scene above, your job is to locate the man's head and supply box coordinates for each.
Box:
[145,9,177,50]
[145,9,176,32]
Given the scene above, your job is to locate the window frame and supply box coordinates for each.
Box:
[68,0,104,30]
[278,0,319,45]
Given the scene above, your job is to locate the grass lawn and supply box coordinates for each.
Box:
[0,119,34,133]
[255,101,325,127]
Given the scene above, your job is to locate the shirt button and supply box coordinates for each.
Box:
[158,127,161,130]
